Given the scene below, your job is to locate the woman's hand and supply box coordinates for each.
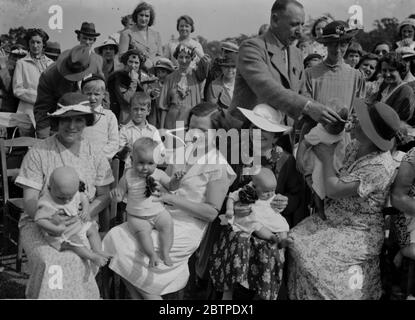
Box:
[110,188,124,202]
[271,194,288,212]
[233,202,251,218]
[313,143,335,163]
[152,192,175,206]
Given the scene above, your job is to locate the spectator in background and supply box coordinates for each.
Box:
[309,16,332,59]
[258,24,270,36]
[356,53,381,98]
[94,38,123,81]
[33,45,93,138]
[0,44,26,113]
[13,28,53,137]
[203,41,239,100]
[396,18,415,50]
[44,41,61,61]
[206,54,236,110]
[395,47,415,83]
[372,40,392,58]
[110,14,134,44]
[344,41,363,68]
[303,53,322,69]
[119,2,163,71]
[374,52,415,122]
[164,15,204,68]
[75,22,104,78]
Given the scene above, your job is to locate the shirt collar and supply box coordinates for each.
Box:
[323,58,345,69]
[125,120,151,129]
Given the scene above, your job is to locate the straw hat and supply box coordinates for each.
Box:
[237,104,291,133]
[354,99,401,151]
[396,47,415,60]
[94,37,119,55]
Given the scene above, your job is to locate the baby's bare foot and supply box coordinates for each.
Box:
[148,254,162,268]
[161,253,173,266]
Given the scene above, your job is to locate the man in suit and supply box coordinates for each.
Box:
[223,0,340,133]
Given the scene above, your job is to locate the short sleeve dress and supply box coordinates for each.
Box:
[15,135,114,299]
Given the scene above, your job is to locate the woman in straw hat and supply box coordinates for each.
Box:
[95,37,123,81]
[15,92,114,298]
[209,103,305,300]
[396,18,415,51]
[288,99,401,299]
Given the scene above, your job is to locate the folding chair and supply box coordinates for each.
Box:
[1,136,39,272]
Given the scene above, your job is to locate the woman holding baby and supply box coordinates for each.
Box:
[288,99,401,299]
[102,102,236,299]
[16,92,114,299]
[209,103,306,300]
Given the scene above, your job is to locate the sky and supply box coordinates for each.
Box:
[0,0,414,51]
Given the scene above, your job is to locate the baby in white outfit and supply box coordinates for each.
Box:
[224,167,289,245]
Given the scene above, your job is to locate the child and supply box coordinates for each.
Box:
[344,41,363,68]
[111,137,183,268]
[223,167,290,246]
[303,53,323,69]
[35,166,110,267]
[81,74,120,160]
[118,92,164,168]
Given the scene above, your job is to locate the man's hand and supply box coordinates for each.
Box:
[304,101,343,126]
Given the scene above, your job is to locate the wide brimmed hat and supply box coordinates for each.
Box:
[153,57,175,73]
[220,41,239,53]
[218,55,237,67]
[56,45,92,82]
[94,37,119,55]
[354,99,400,151]
[317,21,360,44]
[75,22,100,37]
[238,104,291,133]
[396,47,415,60]
[48,93,92,118]
[44,41,61,58]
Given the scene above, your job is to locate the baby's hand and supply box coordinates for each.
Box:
[79,209,91,222]
[225,210,234,220]
[174,170,186,180]
[54,223,67,236]
[110,188,124,202]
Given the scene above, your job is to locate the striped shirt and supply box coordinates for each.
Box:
[300,61,365,112]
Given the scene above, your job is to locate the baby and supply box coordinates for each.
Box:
[111,137,183,268]
[224,167,290,246]
[299,107,350,200]
[35,166,110,267]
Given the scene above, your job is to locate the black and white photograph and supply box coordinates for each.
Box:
[0,0,415,306]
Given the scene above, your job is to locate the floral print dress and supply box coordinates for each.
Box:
[209,146,304,300]
[287,140,396,300]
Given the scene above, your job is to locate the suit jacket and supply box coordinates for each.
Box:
[206,76,232,109]
[227,30,308,128]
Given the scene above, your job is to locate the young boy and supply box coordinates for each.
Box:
[110,137,183,269]
[118,92,164,168]
[35,166,110,267]
[81,74,119,160]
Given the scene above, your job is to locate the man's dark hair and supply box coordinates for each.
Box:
[271,0,303,13]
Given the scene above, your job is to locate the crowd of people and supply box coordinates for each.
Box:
[1,0,415,300]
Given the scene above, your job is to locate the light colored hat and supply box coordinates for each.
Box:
[48,93,92,118]
[354,99,400,151]
[94,37,119,55]
[396,47,415,60]
[220,41,239,53]
[237,104,291,133]
[398,18,415,34]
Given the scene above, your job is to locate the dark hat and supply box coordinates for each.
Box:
[56,45,92,81]
[120,48,146,65]
[317,21,360,44]
[94,37,119,55]
[75,22,101,37]
[48,92,93,122]
[153,57,175,73]
[304,53,323,66]
[218,55,237,67]
[9,44,28,58]
[81,73,106,89]
[44,41,61,58]
[354,99,400,151]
